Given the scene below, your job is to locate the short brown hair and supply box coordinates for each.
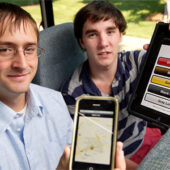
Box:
[74,0,127,41]
[0,2,39,41]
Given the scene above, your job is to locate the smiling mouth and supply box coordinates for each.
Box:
[7,71,30,81]
[8,73,29,77]
[98,51,111,57]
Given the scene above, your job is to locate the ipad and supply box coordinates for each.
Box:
[128,22,170,129]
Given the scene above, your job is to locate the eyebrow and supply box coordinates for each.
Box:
[107,26,117,30]
[0,41,37,46]
[85,29,97,36]
[85,26,117,35]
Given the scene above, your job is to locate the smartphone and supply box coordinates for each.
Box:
[69,96,119,170]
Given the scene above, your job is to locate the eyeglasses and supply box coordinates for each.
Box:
[0,45,44,60]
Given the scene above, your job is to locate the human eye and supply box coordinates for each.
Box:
[87,32,97,38]
[107,30,114,35]
[0,46,13,56]
[25,46,36,55]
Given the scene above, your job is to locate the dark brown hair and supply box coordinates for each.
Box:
[74,0,127,41]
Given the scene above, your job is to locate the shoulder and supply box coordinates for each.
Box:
[62,62,85,93]
[119,50,146,67]
[119,50,146,61]
[29,83,72,123]
[30,83,67,109]
[30,83,62,98]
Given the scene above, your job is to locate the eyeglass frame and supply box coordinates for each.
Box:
[0,45,45,60]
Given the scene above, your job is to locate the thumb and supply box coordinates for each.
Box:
[57,146,70,170]
[115,142,126,170]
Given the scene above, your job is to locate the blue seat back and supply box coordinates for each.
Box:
[32,22,87,91]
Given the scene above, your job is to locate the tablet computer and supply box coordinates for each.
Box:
[128,22,170,129]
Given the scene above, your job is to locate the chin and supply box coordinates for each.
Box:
[11,88,29,94]
[100,62,111,67]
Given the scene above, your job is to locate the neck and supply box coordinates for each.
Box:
[89,59,118,94]
[0,93,26,112]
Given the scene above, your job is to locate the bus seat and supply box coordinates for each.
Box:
[32,22,87,91]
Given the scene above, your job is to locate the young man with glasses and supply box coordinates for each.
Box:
[0,2,126,170]
[0,2,73,170]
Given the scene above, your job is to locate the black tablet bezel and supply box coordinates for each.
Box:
[128,22,170,129]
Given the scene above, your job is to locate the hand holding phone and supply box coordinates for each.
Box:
[69,96,119,170]
[57,142,126,170]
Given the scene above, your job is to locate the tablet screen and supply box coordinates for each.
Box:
[128,22,170,128]
[141,43,170,115]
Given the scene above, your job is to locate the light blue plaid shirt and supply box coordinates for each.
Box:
[0,84,73,170]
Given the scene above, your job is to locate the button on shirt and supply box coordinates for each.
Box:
[0,84,73,170]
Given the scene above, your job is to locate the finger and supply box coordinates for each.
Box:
[61,146,70,168]
[116,142,126,170]
[63,146,71,165]
[57,146,71,170]
[143,44,149,50]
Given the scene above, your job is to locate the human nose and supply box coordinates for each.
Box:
[98,33,109,48]
[12,50,28,69]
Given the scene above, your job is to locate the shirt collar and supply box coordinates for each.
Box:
[25,85,44,119]
[114,52,126,80]
[0,102,16,134]
[0,84,44,134]
[80,61,102,96]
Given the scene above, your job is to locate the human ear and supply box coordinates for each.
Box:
[119,33,123,42]
[79,38,85,50]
